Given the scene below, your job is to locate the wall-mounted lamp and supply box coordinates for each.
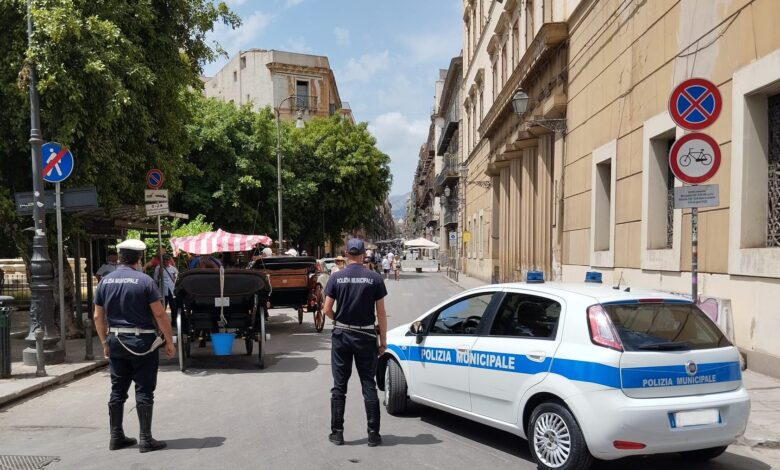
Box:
[511,89,529,115]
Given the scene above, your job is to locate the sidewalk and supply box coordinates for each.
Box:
[441,271,780,452]
[0,333,107,408]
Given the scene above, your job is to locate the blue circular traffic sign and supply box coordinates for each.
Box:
[146,168,164,189]
[668,78,722,131]
[41,142,74,183]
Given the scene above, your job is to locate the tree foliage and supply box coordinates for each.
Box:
[0,0,239,246]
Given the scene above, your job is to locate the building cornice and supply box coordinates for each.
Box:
[479,22,568,138]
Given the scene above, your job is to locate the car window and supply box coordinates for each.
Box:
[489,293,561,339]
[603,303,731,351]
[430,293,495,336]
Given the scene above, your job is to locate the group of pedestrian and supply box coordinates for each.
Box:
[380,252,401,281]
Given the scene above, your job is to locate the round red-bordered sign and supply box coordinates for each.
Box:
[146,168,165,189]
[669,133,721,184]
[668,78,722,131]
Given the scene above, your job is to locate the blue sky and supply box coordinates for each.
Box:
[205,0,463,195]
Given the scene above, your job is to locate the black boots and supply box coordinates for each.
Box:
[365,400,382,447]
[108,404,137,450]
[329,398,345,445]
[137,404,167,453]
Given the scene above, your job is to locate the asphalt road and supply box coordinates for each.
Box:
[0,272,776,470]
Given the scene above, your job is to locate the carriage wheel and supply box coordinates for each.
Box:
[313,284,325,333]
[246,294,257,356]
[297,306,304,324]
[176,311,187,372]
[258,306,266,369]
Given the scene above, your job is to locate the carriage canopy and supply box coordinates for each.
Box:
[169,229,272,256]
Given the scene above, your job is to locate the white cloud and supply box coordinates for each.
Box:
[282,36,313,54]
[223,0,248,6]
[368,112,429,194]
[400,30,461,64]
[285,0,304,7]
[340,51,391,82]
[334,27,351,46]
[205,10,271,75]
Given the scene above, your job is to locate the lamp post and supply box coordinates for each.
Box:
[24,0,63,365]
[273,96,305,255]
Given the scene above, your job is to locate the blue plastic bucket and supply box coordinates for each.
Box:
[210,333,235,356]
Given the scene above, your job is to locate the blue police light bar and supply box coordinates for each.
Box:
[585,271,603,283]
[526,271,544,283]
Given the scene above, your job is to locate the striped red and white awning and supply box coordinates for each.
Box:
[169,229,272,255]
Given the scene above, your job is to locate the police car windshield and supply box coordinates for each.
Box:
[602,302,731,351]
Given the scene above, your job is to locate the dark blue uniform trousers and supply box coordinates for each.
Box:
[108,333,159,406]
[331,328,378,401]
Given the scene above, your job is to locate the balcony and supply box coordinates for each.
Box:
[434,154,461,193]
[442,204,459,228]
[290,94,318,111]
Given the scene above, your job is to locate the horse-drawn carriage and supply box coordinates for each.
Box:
[251,256,328,332]
[173,268,270,371]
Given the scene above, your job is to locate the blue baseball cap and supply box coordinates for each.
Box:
[346,238,366,255]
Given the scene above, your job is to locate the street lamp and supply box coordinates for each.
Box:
[24,0,63,365]
[273,96,305,254]
[511,89,529,115]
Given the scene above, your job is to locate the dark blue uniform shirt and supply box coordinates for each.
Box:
[324,263,387,326]
[94,265,162,329]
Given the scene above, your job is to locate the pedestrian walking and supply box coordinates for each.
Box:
[323,238,388,447]
[393,255,401,281]
[153,255,178,311]
[330,255,346,274]
[95,250,118,282]
[381,256,391,280]
[93,239,175,453]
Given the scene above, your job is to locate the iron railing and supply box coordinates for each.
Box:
[291,94,318,111]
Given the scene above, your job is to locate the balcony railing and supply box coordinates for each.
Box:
[291,94,318,111]
[435,154,461,190]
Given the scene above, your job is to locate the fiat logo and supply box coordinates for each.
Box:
[686,361,697,376]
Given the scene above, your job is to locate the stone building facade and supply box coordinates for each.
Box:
[203,49,352,122]
[562,0,780,375]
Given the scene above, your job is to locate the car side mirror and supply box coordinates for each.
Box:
[410,321,424,344]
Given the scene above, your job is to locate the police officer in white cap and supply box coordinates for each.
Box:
[94,239,175,452]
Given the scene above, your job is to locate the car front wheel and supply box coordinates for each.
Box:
[383,359,408,415]
[528,402,593,470]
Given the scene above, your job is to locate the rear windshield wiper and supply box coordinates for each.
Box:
[636,341,690,351]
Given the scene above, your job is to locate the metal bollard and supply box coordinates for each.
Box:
[84,316,94,360]
[35,329,46,377]
[0,304,10,378]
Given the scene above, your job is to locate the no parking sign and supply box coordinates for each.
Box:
[668,78,722,131]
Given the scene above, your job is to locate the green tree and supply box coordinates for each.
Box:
[176,94,278,236]
[0,1,238,335]
[284,115,392,248]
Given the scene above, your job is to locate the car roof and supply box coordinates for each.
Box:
[465,281,690,304]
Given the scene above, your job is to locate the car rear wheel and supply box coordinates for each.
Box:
[680,446,728,462]
[383,359,408,415]
[528,402,593,470]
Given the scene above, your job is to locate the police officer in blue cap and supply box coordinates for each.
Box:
[94,239,175,452]
[323,238,388,447]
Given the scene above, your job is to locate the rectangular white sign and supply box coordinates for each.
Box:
[144,189,169,202]
[145,202,169,216]
[674,184,719,209]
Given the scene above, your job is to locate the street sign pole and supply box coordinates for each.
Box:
[691,207,699,304]
[157,215,163,293]
[55,182,66,355]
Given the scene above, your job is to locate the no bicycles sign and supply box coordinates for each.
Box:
[669,133,721,184]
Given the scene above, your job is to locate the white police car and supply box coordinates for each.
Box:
[377,272,750,470]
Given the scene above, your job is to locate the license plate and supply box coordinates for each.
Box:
[672,409,720,427]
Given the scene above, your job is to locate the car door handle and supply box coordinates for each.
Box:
[456,345,470,353]
[526,352,546,363]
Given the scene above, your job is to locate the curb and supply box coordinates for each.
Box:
[442,273,467,290]
[0,359,108,408]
